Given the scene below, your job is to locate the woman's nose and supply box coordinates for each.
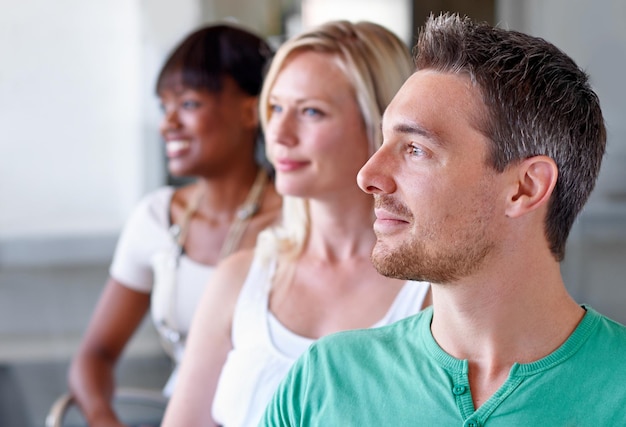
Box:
[267,111,297,147]
[160,108,181,134]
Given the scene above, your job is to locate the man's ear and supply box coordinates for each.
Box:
[505,156,558,218]
[241,96,260,129]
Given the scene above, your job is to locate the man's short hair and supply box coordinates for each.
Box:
[414,13,606,261]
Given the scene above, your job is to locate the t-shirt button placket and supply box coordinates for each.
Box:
[452,385,467,396]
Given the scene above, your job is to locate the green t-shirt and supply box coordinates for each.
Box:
[261,306,626,426]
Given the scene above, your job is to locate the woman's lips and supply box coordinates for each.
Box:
[275,158,309,172]
[165,140,191,158]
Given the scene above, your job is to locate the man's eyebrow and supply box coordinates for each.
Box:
[389,121,444,147]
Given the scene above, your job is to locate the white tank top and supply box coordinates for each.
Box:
[211,252,430,427]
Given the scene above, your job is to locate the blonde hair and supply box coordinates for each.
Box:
[257,20,413,262]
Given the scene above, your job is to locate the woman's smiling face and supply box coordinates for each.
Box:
[159,76,257,178]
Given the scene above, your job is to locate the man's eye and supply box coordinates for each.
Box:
[410,144,426,156]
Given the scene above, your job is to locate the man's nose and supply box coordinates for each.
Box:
[357,145,397,195]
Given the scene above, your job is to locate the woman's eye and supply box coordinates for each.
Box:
[270,104,283,114]
[302,107,322,117]
[181,100,201,109]
[160,103,175,115]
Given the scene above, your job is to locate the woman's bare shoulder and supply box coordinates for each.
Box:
[210,248,256,294]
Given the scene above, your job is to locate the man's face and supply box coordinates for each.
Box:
[357,70,507,284]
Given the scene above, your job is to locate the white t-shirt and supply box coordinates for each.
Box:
[212,252,430,427]
[109,187,214,395]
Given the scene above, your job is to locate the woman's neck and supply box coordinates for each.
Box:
[304,193,376,261]
[193,165,262,217]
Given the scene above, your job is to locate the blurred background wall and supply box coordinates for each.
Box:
[0,0,624,424]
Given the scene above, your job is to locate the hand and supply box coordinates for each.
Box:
[88,415,128,427]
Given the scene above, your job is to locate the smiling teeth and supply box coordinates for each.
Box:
[166,140,190,154]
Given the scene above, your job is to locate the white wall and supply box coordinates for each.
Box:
[0,1,144,240]
[301,0,412,45]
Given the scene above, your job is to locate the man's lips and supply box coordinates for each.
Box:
[374,208,409,223]
[373,207,410,233]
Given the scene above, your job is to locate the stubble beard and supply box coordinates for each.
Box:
[371,222,494,284]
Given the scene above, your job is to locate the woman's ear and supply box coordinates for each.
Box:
[505,156,558,218]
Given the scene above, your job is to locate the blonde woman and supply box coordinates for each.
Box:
[162,20,431,427]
